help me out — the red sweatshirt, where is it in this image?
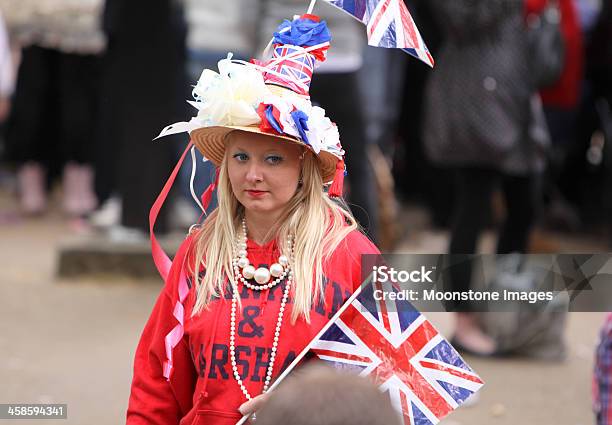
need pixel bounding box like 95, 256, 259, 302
127, 229, 379, 425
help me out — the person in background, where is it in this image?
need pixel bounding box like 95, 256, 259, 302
4, 0, 105, 216
584, 0, 612, 246
0, 9, 12, 125
423, 0, 549, 355
392, 0, 449, 227
95, 0, 187, 239
555, 0, 611, 244
594, 313, 612, 425
254, 365, 400, 425
585, 0, 611, 102
525, 0, 585, 229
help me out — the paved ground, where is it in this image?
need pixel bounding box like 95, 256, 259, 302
0, 193, 608, 425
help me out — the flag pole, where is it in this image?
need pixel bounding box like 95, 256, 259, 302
307, 0, 317, 14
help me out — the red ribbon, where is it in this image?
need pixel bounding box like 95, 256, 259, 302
149, 140, 199, 380
149, 141, 194, 281
200, 168, 220, 213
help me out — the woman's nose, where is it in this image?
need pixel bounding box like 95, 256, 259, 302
245, 163, 263, 183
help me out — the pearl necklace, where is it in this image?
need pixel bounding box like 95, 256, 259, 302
229, 223, 294, 400
230, 272, 292, 400
232, 218, 292, 291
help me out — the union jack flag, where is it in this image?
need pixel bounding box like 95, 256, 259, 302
309, 278, 484, 425
264, 44, 319, 95
323, 0, 434, 67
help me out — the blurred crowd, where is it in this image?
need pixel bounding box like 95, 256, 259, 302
0, 0, 610, 251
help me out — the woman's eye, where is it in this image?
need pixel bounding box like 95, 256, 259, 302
233, 153, 248, 162
265, 155, 283, 165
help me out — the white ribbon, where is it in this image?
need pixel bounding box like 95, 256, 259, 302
189, 146, 206, 213
154, 120, 201, 139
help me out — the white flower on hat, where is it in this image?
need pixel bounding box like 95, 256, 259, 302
190, 55, 266, 127
305, 106, 340, 157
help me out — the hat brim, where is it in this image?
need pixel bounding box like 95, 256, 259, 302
191, 126, 338, 183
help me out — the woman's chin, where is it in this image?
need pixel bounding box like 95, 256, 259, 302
241, 199, 275, 214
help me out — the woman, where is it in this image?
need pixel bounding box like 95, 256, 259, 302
127, 15, 379, 425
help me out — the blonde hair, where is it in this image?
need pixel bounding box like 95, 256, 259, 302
189, 149, 357, 322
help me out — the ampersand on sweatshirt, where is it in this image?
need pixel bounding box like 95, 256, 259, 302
238, 306, 265, 338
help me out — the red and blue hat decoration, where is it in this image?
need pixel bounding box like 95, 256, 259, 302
261, 14, 331, 96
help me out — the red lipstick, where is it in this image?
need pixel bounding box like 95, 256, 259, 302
246, 190, 267, 198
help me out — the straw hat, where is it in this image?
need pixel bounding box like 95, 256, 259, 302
157, 14, 345, 185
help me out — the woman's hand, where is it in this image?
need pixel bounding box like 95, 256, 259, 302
239, 393, 269, 417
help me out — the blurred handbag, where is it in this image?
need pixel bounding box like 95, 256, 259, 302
527, 0, 565, 89
477, 254, 568, 361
